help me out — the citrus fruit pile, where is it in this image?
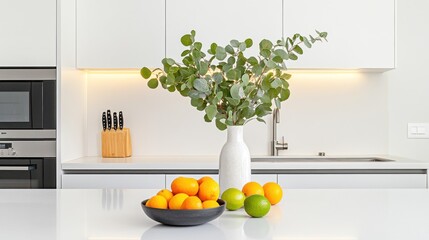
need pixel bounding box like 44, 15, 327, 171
146, 176, 221, 210
221, 181, 283, 218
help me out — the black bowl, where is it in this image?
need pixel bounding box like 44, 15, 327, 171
141, 199, 225, 226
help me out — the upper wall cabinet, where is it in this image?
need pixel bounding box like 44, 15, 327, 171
283, 0, 395, 70
76, 0, 165, 69
166, 0, 283, 61
0, 0, 56, 66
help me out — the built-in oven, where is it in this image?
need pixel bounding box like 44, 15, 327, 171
0, 133, 56, 188
0, 68, 57, 188
0, 68, 56, 130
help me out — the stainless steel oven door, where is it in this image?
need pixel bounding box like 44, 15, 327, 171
0, 159, 43, 188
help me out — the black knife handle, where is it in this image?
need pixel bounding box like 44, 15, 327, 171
107, 110, 112, 130
119, 111, 124, 130
113, 112, 118, 130
102, 112, 107, 131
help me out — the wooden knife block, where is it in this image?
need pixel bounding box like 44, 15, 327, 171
101, 128, 132, 158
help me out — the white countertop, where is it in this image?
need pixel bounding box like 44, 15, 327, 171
62, 155, 429, 171
1, 188, 429, 240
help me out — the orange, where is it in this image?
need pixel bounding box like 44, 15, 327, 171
171, 177, 199, 196
197, 176, 215, 185
242, 182, 264, 197
198, 179, 220, 201
157, 189, 173, 202
145, 195, 168, 209
263, 182, 283, 205
181, 196, 203, 210
168, 193, 189, 210
202, 200, 220, 209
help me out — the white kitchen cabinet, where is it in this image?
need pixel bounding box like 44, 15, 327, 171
283, 0, 395, 69
0, 0, 56, 66
76, 0, 165, 68
278, 174, 427, 189
165, 174, 219, 189
62, 174, 165, 189
166, 0, 282, 60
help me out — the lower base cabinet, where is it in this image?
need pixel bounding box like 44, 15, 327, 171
62, 174, 165, 189
278, 174, 427, 189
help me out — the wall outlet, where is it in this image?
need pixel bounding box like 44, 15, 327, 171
408, 123, 429, 139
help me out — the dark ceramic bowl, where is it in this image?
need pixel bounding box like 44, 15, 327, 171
141, 199, 225, 226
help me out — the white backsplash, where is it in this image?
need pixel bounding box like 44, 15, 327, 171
85, 71, 388, 156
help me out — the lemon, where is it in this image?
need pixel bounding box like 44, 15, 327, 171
221, 188, 245, 211
244, 195, 271, 218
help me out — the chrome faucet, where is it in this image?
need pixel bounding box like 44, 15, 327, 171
272, 108, 288, 156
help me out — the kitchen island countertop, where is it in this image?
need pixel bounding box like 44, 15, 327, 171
62, 155, 429, 171
1, 188, 429, 240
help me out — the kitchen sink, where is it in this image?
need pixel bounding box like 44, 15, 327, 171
251, 157, 395, 163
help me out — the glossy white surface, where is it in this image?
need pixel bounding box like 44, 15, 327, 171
62, 155, 429, 170
1, 189, 429, 240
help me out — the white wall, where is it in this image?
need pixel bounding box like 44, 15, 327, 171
85, 71, 388, 156
387, 0, 429, 160
58, 0, 87, 163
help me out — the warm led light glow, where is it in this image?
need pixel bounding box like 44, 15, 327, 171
84, 69, 140, 75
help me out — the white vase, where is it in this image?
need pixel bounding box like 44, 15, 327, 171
219, 125, 251, 193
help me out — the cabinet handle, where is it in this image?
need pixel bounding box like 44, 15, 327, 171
0, 166, 33, 171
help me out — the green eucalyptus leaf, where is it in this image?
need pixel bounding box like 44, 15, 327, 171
230, 84, 245, 99
256, 117, 266, 124
279, 88, 291, 101
204, 114, 211, 122
190, 30, 196, 37
191, 98, 204, 107
239, 42, 246, 51
193, 78, 209, 92
205, 105, 217, 120
167, 85, 176, 92
181, 34, 193, 46
213, 72, 223, 84
225, 97, 240, 106
147, 78, 158, 89
281, 73, 292, 80
181, 50, 190, 57
245, 38, 253, 48
199, 61, 209, 75
303, 36, 312, 48
274, 49, 288, 59
272, 56, 283, 63
225, 45, 235, 54
242, 73, 250, 85
260, 49, 271, 58
216, 118, 227, 131
140, 67, 151, 79
166, 58, 175, 65
227, 56, 236, 65
194, 42, 203, 51
259, 39, 273, 50
293, 45, 303, 55
247, 57, 258, 66
289, 53, 298, 60
264, 59, 277, 69
226, 69, 238, 80
271, 78, 283, 88
230, 40, 240, 47
215, 46, 227, 60
210, 43, 217, 54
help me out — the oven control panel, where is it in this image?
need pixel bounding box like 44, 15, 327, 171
0, 143, 15, 156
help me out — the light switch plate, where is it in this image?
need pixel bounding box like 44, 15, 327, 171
408, 123, 429, 139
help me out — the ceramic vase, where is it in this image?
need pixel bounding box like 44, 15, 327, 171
219, 125, 251, 193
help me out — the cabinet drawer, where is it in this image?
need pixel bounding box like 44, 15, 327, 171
278, 174, 427, 189
62, 174, 165, 189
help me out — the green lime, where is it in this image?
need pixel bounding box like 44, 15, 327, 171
244, 195, 271, 218
221, 188, 246, 211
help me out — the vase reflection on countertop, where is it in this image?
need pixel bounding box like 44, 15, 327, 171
101, 189, 124, 210
140, 223, 226, 240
